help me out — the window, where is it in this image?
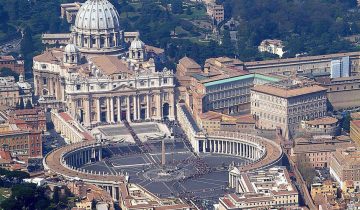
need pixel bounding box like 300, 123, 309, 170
43, 78, 47, 84
163, 78, 168, 84
76, 85, 81, 90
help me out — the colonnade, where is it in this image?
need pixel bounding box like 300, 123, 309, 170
200, 139, 261, 160
72, 32, 122, 50
65, 147, 102, 167
78, 92, 174, 126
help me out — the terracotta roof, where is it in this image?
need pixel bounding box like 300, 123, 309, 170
33, 49, 63, 63
145, 45, 164, 54
90, 56, 132, 75
0, 56, 15, 62
252, 84, 327, 98
59, 112, 73, 122
81, 132, 94, 141
220, 197, 236, 208
0, 150, 12, 161
236, 114, 256, 124
352, 120, 360, 128
351, 112, 360, 120
14, 109, 39, 115
305, 117, 338, 126
178, 56, 201, 69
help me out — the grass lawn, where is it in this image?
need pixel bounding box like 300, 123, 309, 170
0, 188, 11, 204
176, 7, 207, 20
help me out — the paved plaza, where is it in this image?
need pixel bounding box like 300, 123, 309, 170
80, 137, 246, 209
94, 122, 169, 142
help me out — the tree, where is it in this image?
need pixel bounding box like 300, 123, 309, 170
0, 67, 19, 81
0, 4, 9, 30
171, 0, 183, 14
186, 7, 192, 15
20, 27, 34, 56
341, 112, 351, 132
53, 186, 60, 205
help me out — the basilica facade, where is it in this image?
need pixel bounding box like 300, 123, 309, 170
33, 0, 175, 127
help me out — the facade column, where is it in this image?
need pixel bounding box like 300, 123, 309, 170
49, 78, 54, 96
202, 140, 206, 153
156, 93, 162, 119
95, 36, 100, 48
169, 91, 175, 120
117, 97, 121, 122
114, 32, 118, 46
54, 78, 59, 99
133, 95, 138, 120
106, 97, 111, 123
210, 140, 213, 153
110, 97, 115, 122
96, 98, 101, 122
126, 96, 131, 121
137, 95, 141, 120
146, 94, 151, 120
242, 144, 244, 157
84, 98, 91, 126
247, 145, 250, 158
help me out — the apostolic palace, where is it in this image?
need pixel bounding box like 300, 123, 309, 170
33, 0, 175, 128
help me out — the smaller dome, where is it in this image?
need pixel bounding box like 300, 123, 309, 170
65, 44, 79, 54
130, 37, 145, 50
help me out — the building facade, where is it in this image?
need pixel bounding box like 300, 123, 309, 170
251, 80, 328, 139
0, 76, 32, 110
299, 117, 339, 136
34, 0, 175, 128
60, 2, 83, 24
291, 136, 353, 168
258, 39, 285, 58
316, 75, 360, 110
0, 123, 42, 159
8, 108, 46, 132
0, 55, 24, 74
244, 52, 360, 76
330, 147, 360, 189
206, 2, 224, 24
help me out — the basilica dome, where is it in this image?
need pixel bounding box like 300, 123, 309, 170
71, 0, 124, 55
74, 0, 121, 31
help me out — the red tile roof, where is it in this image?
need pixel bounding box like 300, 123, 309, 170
59, 112, 73, 122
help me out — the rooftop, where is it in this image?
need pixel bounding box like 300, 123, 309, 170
305, 117, 338, 126
90, 56, 132, 76
252, 82, 327, 98
178, 56, 201, 69
0, 55, 15, 62
219, 167, 298, 208
351, 112, 360, 120
203, 73, 280, 87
